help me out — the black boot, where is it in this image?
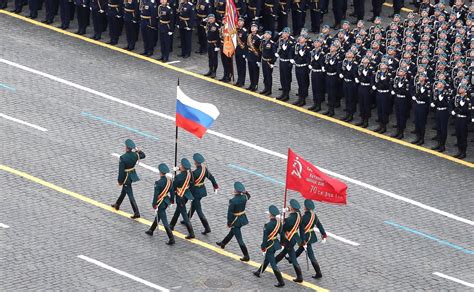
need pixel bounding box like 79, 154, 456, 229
390, 130, 400, 138
274, 271, 285, 287
431, 142, 440, 151
145, 219, 157, 235
437, 144, 446, 153
293, 264, 303, 283
277, 92, 289, 101
355, 119, 364, 126
203, 69, 212, 76
374, 123, 383, 133
411, 134, 420, 145
396, 130, 404, 139
209, 70, 216, 78
362, 118, 369, 128
311, 261, 323, 279
308, 103, 321, 111
416, 135, 424, 145
239, 245, 250, 262
185, 222, 195, 239
165, 227, 175, 245
345, 114, 353, 122
111, 203, 120, 210
216, 233, 232, 249
201, 218, 211, 235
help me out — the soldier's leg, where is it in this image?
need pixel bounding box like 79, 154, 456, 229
145, 215, 159, 235
274, 247, 288, 263
307, 244, 323, 278
288, 246, 303, 282
169, 206, 180, 230
113, 185, 127, 209
234, 227, 249, 261
194, 198, 211, 234
179, 199, 195, 239
126, 184, 140, 218
160, 209, 175, 245
269, 250, 285, 287
217, 228, 235, 248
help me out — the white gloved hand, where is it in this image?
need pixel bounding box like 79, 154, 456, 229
391, 90, 395, 95
214, 189, 218, 195
185, 27, 191, 31
154, 207, 159, 214
321, 238, 327, 244
176, 25, 180, 29
165, 173, 174, 180
270, 64, 274, 69
303, 244, 307, 251
275, 214, 282, 220
321, 67, 325, 72
430, 102, 435, 108
274, 53, 280, 58
172, 166, 179, 171
214, 47, 220, 52
339, 74, 344, 79
116, 15, 121, 18
242, 55, 246, 59
256, 62, 261, 67
372, 86, 376, 90
472, 118, 474, 123
308, 65, 313, 70
355, 78, 359, 83
132, 20, 137, 23
262, 251, 266, 256
451, 110, 456, 116
99, 9, 104, 13
412, 96, 416, 101
168, 32, 173, 35
290, 59, 295, 64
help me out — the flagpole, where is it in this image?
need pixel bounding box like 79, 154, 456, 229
283, 148, 290, 220
174, 79, 180, 175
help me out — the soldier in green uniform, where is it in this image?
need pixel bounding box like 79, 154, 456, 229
111, 139, 145, 219
184, 153, 219, 235
275, 199, 304, 283
216, 182, 250, 262
145, 163, 175, 245
293, 199, 327, 279
253, 205, 285, 288
169, 158, 195, 239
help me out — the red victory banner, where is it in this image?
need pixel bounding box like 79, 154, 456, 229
285, 148, 347, 205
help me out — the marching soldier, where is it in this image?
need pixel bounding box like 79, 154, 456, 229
451, 85, 471, 159
195, 0, 211, 54
216, 182, 251, 262
260, 31, 277, 96
186, 153, 218, 235
246, 23, 262, 92
90, 0, 107, 40
293, 199, 327, 279
339, 50, 358, 122
106, 0, 123, 45
275, 199, 304, 283
75, 0, 90, 35
253, 205, 285, 288
390, 68, 412, 139
203, 14, 220, 78
276, 27, 295, 102
157, 0, 174, 62
177, 0, 195, 58
123, 0, 140, 51
411, 73, 431, 146
234, 17, 248, 87
59, 0, 75, 29
430, 81, 450, 153
291, 35, 311, 106
111, 139, 145, 219
169, 158, 196, 239
140, 0, 158, 56
145, 163, 175, 245
372, 62, 393, 134
308, 37, 325, 111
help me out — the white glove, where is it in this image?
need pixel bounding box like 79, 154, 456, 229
290, 59, 295, 64
168, 32, 173, 35
172, 166, 179, 171
270, 64, 274, 69
176, 25, 180, 29
99, 9, 104, 13
303, 244, 307, 251
132, 20, 137, 23
214, 189, 218, 195
275, 214, 282, 220
339, 74, 344, 79
262, 251, 266, 256
321, 67, 325, 72
154, 207, 159, 214
185, 27, 191, 31
372, 86, 376, 90
253, 17, 259, 20
242, 55, 246, 59
472, 118, 474, 122
355, 78, 359, 83
116, 15, 121, 18
321, 238, 327, 244
282, 207, 289, 213
274, 53, 279, 58
308, 65, 313, 70
451, 110, 456, 116
214, 47, 220, 52
412, 96, 416, 101
430, 102, 435, 108
391, 90, 395, 95
256, 62, 261, 67
165, 173, 174, 180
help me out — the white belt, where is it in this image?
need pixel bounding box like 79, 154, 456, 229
437, 107, 447, 110
396, 94, 405, 98
280, 58, 290, 62
295, 63, 308, 67
344, 78, 353, 82
311, 69, 322, 72
378, 89, 389, 93
327, 72, 337, 76
360, 82, 370, 86
456, 114, 467, 118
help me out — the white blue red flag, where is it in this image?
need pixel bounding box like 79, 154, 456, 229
176, 86, 220, 138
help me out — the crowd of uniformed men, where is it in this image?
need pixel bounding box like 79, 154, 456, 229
2, 0, 472, 158
110, 139, 328, 287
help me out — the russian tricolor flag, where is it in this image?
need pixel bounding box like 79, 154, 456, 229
176, 86, 220, 138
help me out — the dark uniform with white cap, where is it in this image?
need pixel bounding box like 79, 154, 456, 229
253, 205, 285, 288
145, 163, 175, 245
111, 139, 146, 219
260, 30, 277, 96
169, 158, 196, 239
216, 182, 251, 262
276, 27, 295, 102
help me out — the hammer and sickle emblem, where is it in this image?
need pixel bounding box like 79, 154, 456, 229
291, 157, 302, 179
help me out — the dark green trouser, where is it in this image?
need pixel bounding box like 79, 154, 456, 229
116, 183, 139, 216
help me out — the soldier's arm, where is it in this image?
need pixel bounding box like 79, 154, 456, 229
261, 224, 269, 251
118, 158, 125, 184
207, 170, 219, 189
315, 216, 327, 238
226, 200, 234, 226
152, 181, 161, 208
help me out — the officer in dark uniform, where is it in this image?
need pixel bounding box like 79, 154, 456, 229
252, 205, 285, 288
75, 0, 90, 35
451, 85, 471, 159
262, 0, 278, 32
1, 0, 8, 10
260, 31, 277, 95
322, 41, 342, 116
390, 68, 412, 139
339, 50, 358, 121
372, 61, 393, 133
216, 182, 251, 262
203, 14, 220, 78
90, 0, 107, 40
276, 27, 295, 101
59, 0, 75, 29
145, 163, 175, 246
214, 0, 225, 24
369, 0, 383, 22
194, 0, 211, 54
430, 80, 450, 153
353, 0, 364, 23
292, 35, 311, 106
140, 0, 158, 56
123, 0, 140, 51
275, 199, 304, 283
291, 0, 305, 36
332, 0, 345, 29
186, 153, 218, 235
169, 158, 196, 239
11, 0, 26, 13
43, 0, 59, 24
111, 139, 145, 219
293, 199, 327, 279
106, 0, 123, 45
177, 0, 195, 58
411, 73, 431, 145
28, 0, 43, 19
235, 17, 248, 87
246, 23, 262, 92
308, 37, 325, 111
277, 0, 289, 32
158, 0, 174, 62
309, 0, 321, 33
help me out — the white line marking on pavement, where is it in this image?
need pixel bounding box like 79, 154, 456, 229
433, 272, 474, 288
0, 223, 10, 228
77, 255, 170, 291
2, 58, 472, 227
0, 113, 48, 132
111, 153, 361, 247
166, 60, 181, 64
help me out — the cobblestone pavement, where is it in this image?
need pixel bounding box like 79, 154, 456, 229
1, 8, 473, 292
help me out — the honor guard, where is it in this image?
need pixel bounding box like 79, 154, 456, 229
216, 182, 251, 262
177, 0, 195, 58
111, 139, 145, 219
309, 0, 321, 33
277, 0, 289, 32
293, 199, 327, 279
27, 0, 43, 19
59, 0, 75, 30
185, 153, 218, 235
322, 41, 342, 116
260, 31, 277, 96
372, 61, 393, 134
308, 37, 325, 111
145, 163, 175, 246
123, 0, 140, 51
291, 0, 305, 36
253, 205, 285, 288
246, 0, 261, 27
339, 50, 358, 122
140, 0, 158, 56
430, 81, 451, 153
106, 0, 123, 45
90, 0, 107, 40
246, 23, 262, 92
203, 14, 220, 78
169, 158, 196, 239
234, 17, 248, 87
43, 0, 59, 24
158, 0, 174, 62
390, 68, 412, 139
10, 0, 26, 13
451, 85, 471, 159
74, 0, 90, 35
275, 27, 295, 101
291, 35, 311, 106
262, 0, 278, 32
411, 73, 431, 146
195, 0, 211, 54
275, 199, 304, 283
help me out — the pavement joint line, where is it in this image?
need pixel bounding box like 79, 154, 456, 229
2, 57, 472, 227
77, 255, 170, 291
432, 272, 474, 288
0, 83, 16, 91
0, 112, 48, 132
384, 221, 474, 255
81, 112, 160, 141
0, 223, 10, 228
1, 10, 471, 169
113, 155, 361, 247
0, 164, 328, 292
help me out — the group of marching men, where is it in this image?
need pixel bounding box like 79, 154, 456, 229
111, 139, 328, 287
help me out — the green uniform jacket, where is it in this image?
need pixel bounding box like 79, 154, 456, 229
226, 193, 250, 228
190, 165, 218, 199
260, 218, 282, 252
118, 150, 146, 185
301, 211, 326, 245
280, 212, 304, 246
152, 176, 172, 210
171, 170, 194, 201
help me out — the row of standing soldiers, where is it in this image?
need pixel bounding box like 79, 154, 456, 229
111, 139, 328, 287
